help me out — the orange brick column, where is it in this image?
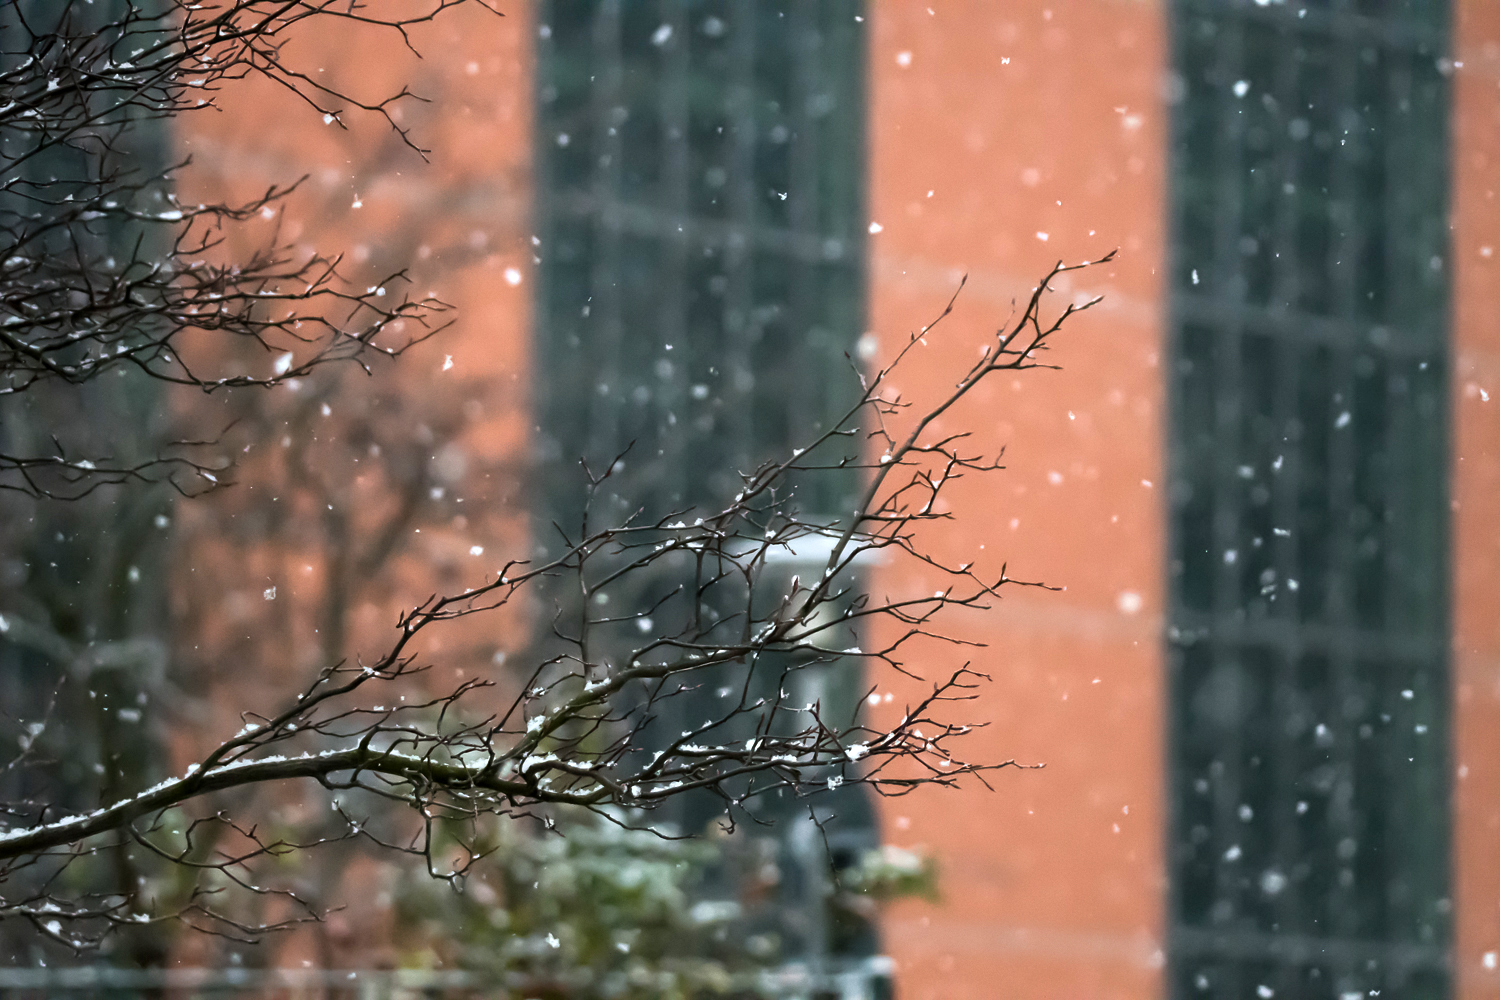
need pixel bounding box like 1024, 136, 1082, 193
1452, 3, 1500, 996
170, 2, 534, 969
867, 3, 1169, 998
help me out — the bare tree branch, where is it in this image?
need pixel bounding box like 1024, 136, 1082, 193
0, 255, 1114, 945
0, 0, 498, 495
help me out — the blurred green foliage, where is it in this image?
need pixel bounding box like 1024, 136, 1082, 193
392, 809, 930, 1000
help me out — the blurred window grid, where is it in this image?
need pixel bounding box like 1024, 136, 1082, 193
533, 0, 866, 525
1166, 2, 1451, 998
532, 0, 882, 980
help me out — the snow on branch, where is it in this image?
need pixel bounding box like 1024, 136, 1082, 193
0, 253, 1114, 947
0, 1, 498, 496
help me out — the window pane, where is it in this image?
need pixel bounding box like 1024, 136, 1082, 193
1166, 3, 1451, 996
531, 0, 873, 972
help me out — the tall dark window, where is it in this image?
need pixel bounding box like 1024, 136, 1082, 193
533, 0, 866, 528
531, 0, 878, 977
1166, 2, 1451, 997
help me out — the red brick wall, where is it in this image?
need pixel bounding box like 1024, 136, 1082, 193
1452, 2, 1500, 995
163, 1, 1500, 992
867, 3, 1168, 997
170, 2, 535, 967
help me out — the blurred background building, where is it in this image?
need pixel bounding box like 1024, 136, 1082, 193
4, 1, 1500, 998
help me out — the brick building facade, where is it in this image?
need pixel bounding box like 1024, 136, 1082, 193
170, 2, 1500, 997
